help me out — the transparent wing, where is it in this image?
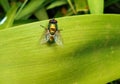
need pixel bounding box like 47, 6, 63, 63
40, 30, 50, 44
54, 31, 63, 45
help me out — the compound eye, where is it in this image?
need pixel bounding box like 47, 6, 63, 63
49, 18, 57, 23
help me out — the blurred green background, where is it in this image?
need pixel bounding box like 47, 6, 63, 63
0, 0, 119, 28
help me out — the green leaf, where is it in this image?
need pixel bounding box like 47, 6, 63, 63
13, 19, 37, 26
105, 0, 120, 7
0, 0, 10, 12
15, 0, 28, 18
65, 8, 74, 16
0, 14, 120, 84
0, 2, 18, 29
87, 0, 104, 14
34, 7, 48, 21
74, 0, 88, 12
67, 0, 77, 14
46, 0, 68, 10
15, 0, 45, 20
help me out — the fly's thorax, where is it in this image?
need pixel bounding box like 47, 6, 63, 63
49, 23, 57, 35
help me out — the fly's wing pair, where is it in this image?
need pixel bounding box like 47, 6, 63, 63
40, 29, 50, 44
40, 28, 63, 45
54, 31, 63, 45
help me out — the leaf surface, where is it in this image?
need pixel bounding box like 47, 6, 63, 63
0, 14, 120, 84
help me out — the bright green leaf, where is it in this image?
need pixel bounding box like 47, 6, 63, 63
87, 0, 104, 14
0, 15, 120, 84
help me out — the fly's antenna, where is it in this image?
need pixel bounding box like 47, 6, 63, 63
40, 25, 47, 29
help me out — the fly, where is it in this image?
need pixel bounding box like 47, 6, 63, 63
40, 18, 63, 45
